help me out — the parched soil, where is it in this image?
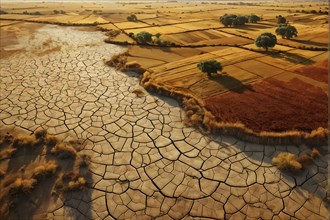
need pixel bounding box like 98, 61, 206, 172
294, 59, 328, 83
204, 78, 328, 133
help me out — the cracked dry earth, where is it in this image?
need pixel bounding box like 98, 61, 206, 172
0, 24, 329, 220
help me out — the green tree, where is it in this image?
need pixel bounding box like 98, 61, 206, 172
220, 14, 237, 27
255, 33, 277, 51
276, 15, 286, 24
275, 24, 298, 39
127, 14, 138, 22
197, 60, 223, 77
154, 33, 161, 39
220, 14, 248, 27
248, 14, 261, 23
135, 31, 153, 44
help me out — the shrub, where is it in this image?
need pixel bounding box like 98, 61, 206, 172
124, 61, 146, 74
307, 127, 328, 139
11, 178, 37, 193
45, 135, 59, 147
0, 148, 17, 159
272, 152, 302, 171
127, 14, 138, 22
12, 135, 36, 148
106, 52, 128, 70
296, 153, 312, 165
135, 31, 153, 44
34, 129, 47, 140
310, 148, 320, 158
106, 29, 121, 38
33, 160, 58, 177
276, 15, 286, 24
128, 32, 135, 38
78, 154, 90, 167
67, 177, 86, 191
248, 14, 261, 23
2, 132, 14, 144
0, 169, 5, 178
153, 38, 171, 46
51, 142, 77, 159
132, 89, 145, 97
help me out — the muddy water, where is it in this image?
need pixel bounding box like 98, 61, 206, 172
0, 24, 328, 219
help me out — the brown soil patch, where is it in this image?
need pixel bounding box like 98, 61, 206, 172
0, 22, 44, 58
294, 59, 328, 83
204, 78, 327, 133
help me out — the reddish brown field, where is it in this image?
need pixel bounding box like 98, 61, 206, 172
204, 78, 328, 133
294, 60, 328, 83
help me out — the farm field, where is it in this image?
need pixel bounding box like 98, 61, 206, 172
0, 1, 329, 220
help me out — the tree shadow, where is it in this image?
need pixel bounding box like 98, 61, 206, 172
291, 39, 328, 47
6, 141, 44, 173
237, 24, 269, 31
270, 51, 316, 65
139, 44, 171, 52
222, 137, 329, 207
60, 166, 93, 220
210, 73, 255, 93
9, 175, 58, 220
2, 131, 93, 220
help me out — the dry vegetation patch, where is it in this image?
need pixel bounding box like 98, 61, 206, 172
0, 127, 92, 219
272, 152, 303, 171
294, 59, 328, 83
272, 147, 320, 171
204, 78, 327, 133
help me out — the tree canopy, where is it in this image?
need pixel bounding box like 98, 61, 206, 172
220, 14, 248, 27
248, 14, 261, 23
275, 24, 298, 39
127, 14, 138, 22
135, 32, 153, 44
276, 15, 286, 24
197, 60, 223, 77
255, 33, 277, 51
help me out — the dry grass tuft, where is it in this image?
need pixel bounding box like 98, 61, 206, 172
0, 169, 5, 178
67, 177, 86, 191
124, 61, 146, 74
132, 89, 145, 97
310, 148, 320, 158
2, 132, 14, 144
34, 129, 47, 140
296, 153, 312, 165
0, 148, 17, 159
12, 135, 36, 148
182, 98, 211, 133
45, 135, 59, 147
106, 52, 128, 70
33, 160, 58, 177
272, 152, 302, 171
11, 178, 37, 193
105, 29, 121, 38
51, 142, 77, 159
78, 154, 91, 167
306, 127, 328, 139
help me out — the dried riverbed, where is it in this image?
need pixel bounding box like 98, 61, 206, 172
0, 24, 328, 219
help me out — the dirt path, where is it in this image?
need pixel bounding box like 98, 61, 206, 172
0, 24, 328, 219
